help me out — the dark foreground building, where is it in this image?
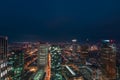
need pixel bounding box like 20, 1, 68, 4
0, 36, 8, 80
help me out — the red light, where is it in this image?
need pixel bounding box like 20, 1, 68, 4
110, 40, 115, 43
110, 40, 113, 42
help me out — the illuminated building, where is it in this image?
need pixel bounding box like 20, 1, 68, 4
31, 70, 46, 80
8, 50, 24, 80
50, 46, 62, 80
37, 44, 49, 68
0, 36, 8, 80
100, 40, 116, 79
72, 39, 77, 53
116, 48, 120, 79
80, 44, 89, 65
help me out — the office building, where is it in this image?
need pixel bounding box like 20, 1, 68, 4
100, 40, 116, 79
0, 36, 8, 80
8, 50, 24, 80
116, 48, 120, 79
37, 44, 49, 68
50, 46, 62, 80
72, 39, 77, 53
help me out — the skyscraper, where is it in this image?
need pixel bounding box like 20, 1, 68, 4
37, 44, 49, 68
72, 39, 77, 54
8, 50, 24, 80
116, 46, 120, 79
0, 36, 8, 80
100, 40, 116, 79
50, 45, 62, 80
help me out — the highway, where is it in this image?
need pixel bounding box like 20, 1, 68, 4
24, 49, 38, 70
44, 53, 51, 80
23, 48, 38, 80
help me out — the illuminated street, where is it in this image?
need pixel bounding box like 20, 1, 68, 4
45, 53, 51, 80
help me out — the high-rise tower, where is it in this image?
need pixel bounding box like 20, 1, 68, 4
0, 36, 8, 80
37, 44, 49, 68
100, 40, 116, 79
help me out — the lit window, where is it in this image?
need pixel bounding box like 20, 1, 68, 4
4, 63, 6, 67
3, 71, 5, 76
5, 70, 7, 74
1, 73, 2, 77
5, 78, 8, 80
1, 64, 3, 68
1, 72, 4, 77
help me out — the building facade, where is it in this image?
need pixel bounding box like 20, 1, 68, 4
100, 40, 116, 79
0, 36, 8, 80
37, 44, 49, 68
50, 46, 62, 80
8, 50, 24, 80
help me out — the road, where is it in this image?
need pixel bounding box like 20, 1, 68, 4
44, 53, 51, 80
24, 49, 38, 70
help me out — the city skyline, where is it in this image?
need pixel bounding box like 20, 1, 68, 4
0, 0, 120, 80
0, 36, 119, 80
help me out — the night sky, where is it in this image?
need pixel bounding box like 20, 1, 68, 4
0, 0, 120, 42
